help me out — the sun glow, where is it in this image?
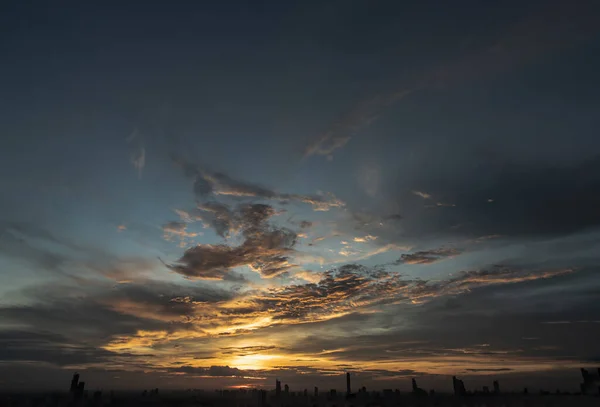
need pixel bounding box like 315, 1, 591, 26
230, 354, 278, 370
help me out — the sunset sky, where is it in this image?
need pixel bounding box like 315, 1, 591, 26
1, 0, 600, 392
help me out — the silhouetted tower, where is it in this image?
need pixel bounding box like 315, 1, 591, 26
483, 386, 490, 394
452, 376, 466, 396
314, 386, 318, 397
580, 367, 600, 394
346, 372, 351, 396
493, 380, 500, 394
76, 382, 85, 399
284, 384, 289, 395
411, 378, 427, 397
70, 373, 80, 393
276, 379, 281, 398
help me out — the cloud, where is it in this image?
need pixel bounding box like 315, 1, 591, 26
302, 1, 598, 160
127, 128, 145, 178
91, 258, 160, 283
219, 346, 279, 356
1, 259, 586, 381
353, 235, 377, 243
293, 270, 324, 283
357, 163, 382, 197
396, 155, 600, 239
412, 190, 432, 199
395, 247, 462, 265
408, 267, 574, 303
167, 203, 298, 279
112, 262, 547, 347
174, 365, 252, 377
299, 220, 313, 229
0, 330, 137, 367
173, 156, 344, 211
162, 221, 200, 240
100, 281, 233, 323
131, 146, 145, 178
304, 90, 411, 158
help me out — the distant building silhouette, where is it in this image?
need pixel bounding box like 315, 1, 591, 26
329, 389, 336, 398
493, 380, 500, 394
580, 367, 600, 394
411, 378, 428, 397
452, 376, 466, 396
314, 386, 318, 397
284, 384, 289, 395
70, 373, 80, 393
346, 372, 351, 397
304, 389, 307, 397
275, 379, 281, 398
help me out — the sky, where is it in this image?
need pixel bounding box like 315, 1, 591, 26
1, 0, 600, 393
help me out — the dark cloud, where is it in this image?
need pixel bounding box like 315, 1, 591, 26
220, 345, 279, 356
168, 231, 296, 279
0, 300, 161, 344
0, 330, 144, 367
195, 202, 237, 238
466, 368, 513, 372
362, 369, 420, 377
101, 280, 234, 322
388, 156, 600, 240
173, 365, 252, 377
408, 266, 573, 303
173, 156, 343, 211
299, 220, 313, 229
0, 222, 82, 276
168, 203, 298, 279
395, 247, 462, 265
0, 280, 234, 344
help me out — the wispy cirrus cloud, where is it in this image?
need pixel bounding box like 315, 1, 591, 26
412, 190, 432, 199
162, 221, 200, 246
395, 247, 462, 265
304, 91, 411, 159
127, 128, 145, 178
303, 1, 599, 160
173, 156, 344, 211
